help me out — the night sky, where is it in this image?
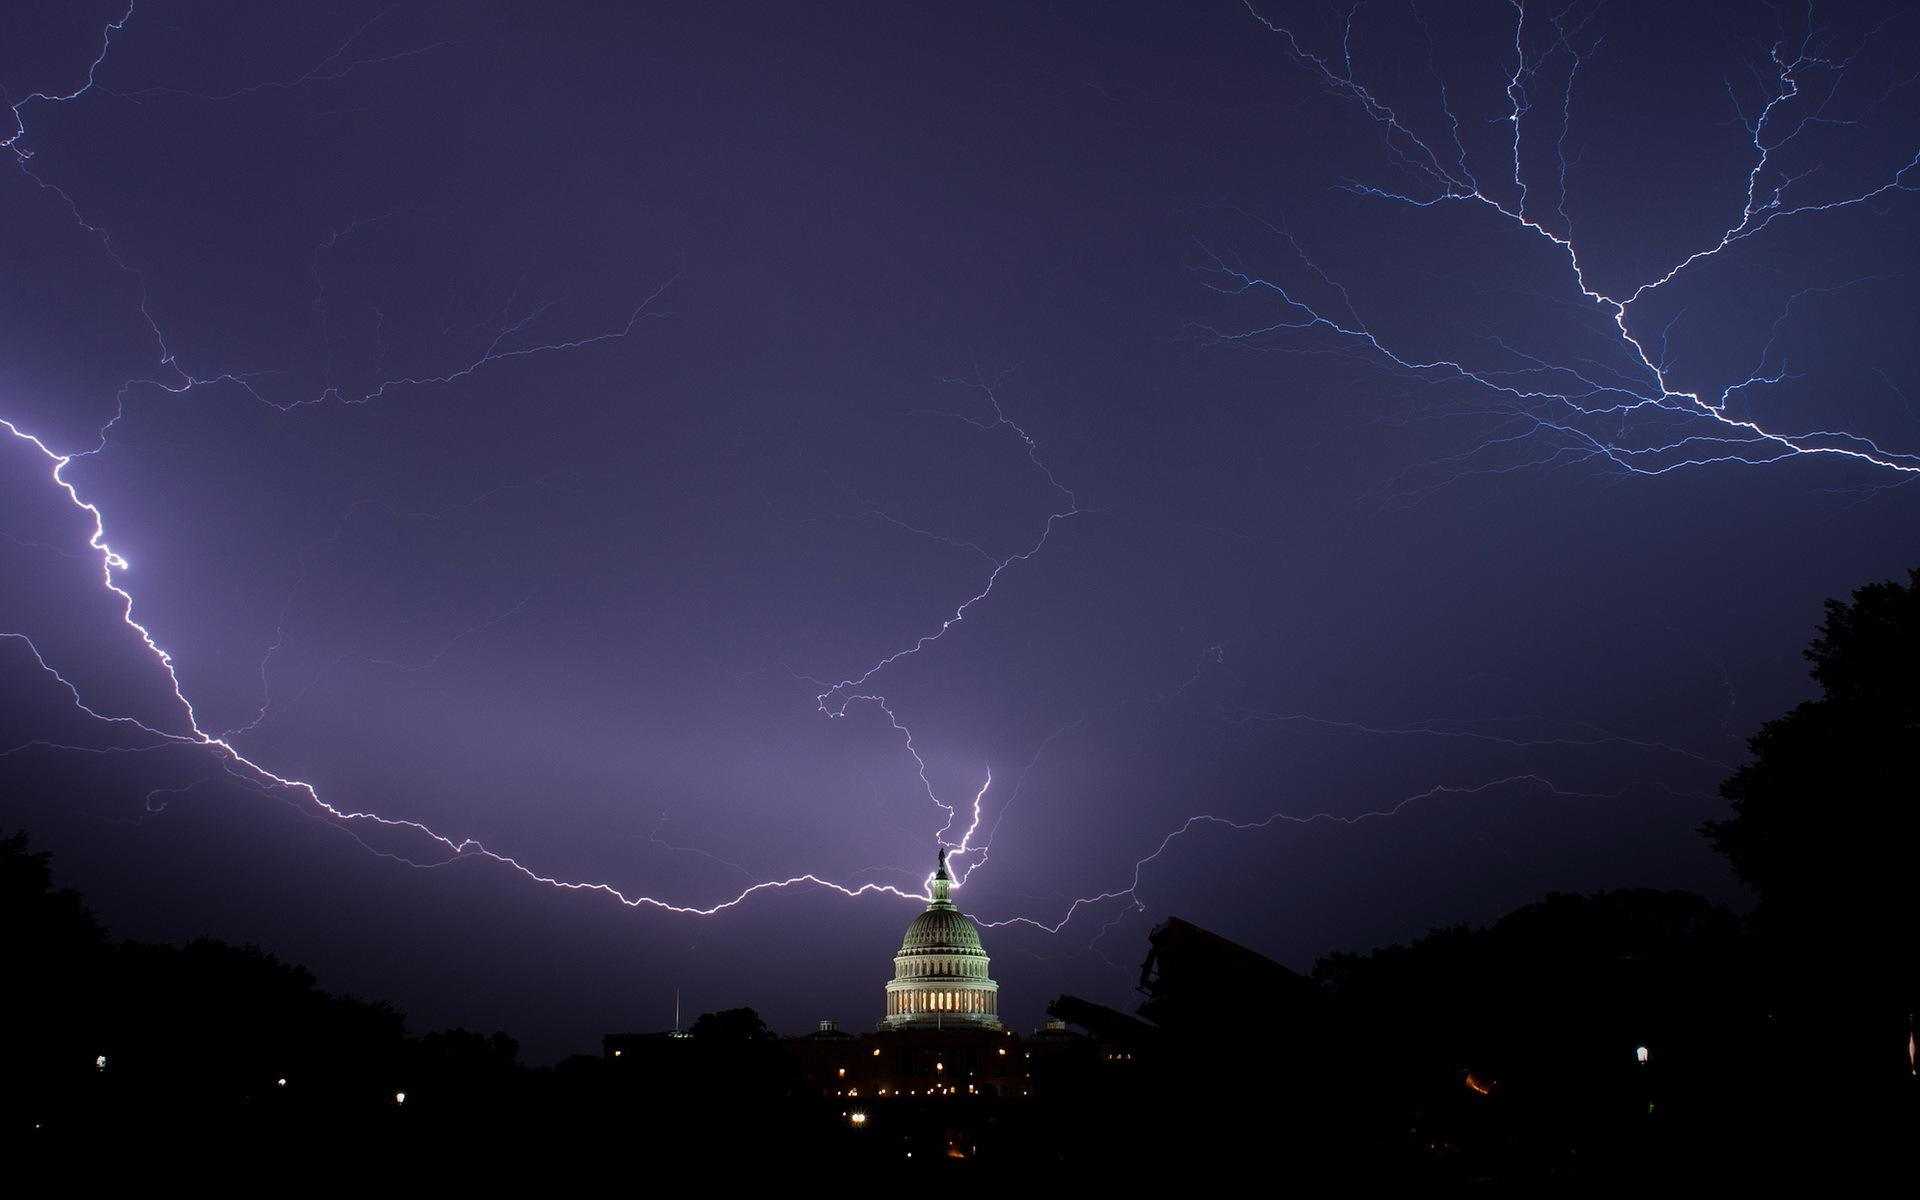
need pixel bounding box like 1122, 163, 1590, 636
5, 0, 1918, 1060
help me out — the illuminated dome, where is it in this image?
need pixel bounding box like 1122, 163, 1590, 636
883, 848, 1001, 1029
900, 906, 985, 955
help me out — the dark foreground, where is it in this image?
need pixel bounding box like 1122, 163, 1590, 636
10, 840, 1914, 1181
10, 571, 1918, 1178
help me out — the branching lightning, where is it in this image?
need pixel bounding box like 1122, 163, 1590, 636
0, 1, 1863, 953
806, 373, 1084, 890
1210, 0, 1920, 491
3, 5, 937, 917
4, 6, 1101, 923
979, 773, 1623, 934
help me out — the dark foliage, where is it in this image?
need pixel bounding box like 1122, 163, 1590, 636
688, 1006, 777, 1041
2, 831, 512, 1157
1042, 889, 1772, 1182
1703, 568, 1918, 1079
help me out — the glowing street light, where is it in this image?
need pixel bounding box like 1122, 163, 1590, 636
394, 1091, 408, 1105
94, 1055, 108, 1071
1635, 1045, 1650, 1066
848, 1111, 868, 1126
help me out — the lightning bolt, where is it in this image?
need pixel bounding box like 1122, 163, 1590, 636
963, 642, 1722, 938
979, 774, 1614, 933
804, 372, 1084, 891
3, 4, 943, 918
939, 0, 1917, 941
1209, 0, 1920, 490
6, 6, 1106, 924
0, 1, 1845, 952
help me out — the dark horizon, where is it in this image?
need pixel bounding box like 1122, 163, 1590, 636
5, 0, 1919, 1063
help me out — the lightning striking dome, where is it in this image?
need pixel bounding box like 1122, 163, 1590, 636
883, 848, 1001, 1029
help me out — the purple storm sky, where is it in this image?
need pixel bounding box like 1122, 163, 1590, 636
4, 0, 1918, 1059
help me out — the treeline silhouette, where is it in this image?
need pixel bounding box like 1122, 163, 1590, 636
4, 829, 845, 1161
1038, 569, 1918, 1180
1043, 890, 1775, 1181
6, 570, 1914, 1176
7, 832, 483, 1133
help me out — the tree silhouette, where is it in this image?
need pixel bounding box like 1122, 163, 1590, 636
1703, 567, 1918, 1080
688, 1006, 776, 1041
4, 830, 113, 1132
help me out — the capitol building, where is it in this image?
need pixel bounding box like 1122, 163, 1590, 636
607, 845, 1119, 1156
882, 848, 1001, 1029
